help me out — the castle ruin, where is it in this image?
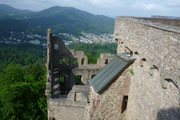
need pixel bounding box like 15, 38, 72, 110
45, 29, 113, 120
46, 16, 180, 120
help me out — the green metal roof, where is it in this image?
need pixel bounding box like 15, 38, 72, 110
88, 53, 135, 93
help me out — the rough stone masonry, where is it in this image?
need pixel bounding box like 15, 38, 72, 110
114, 16, 180, 120
46, 16, 180, 120
45, 29, 113, 120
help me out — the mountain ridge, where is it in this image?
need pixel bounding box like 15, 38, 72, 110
0, 4, 33, 17
0, 4, 114, 36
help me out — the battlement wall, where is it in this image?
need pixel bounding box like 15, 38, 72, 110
114, 17, 180, 120
114, 16, 180, 89
133, 17, 180, 27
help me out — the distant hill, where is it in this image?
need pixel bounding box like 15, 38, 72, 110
0, 4, 33, 18
0, 4, 114, 36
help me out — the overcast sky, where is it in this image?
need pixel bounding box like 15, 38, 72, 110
0, 0, 180, 17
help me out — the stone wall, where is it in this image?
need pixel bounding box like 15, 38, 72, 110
88, 68, 132, 120
114, 17, 180, 120
46, 29, 114, 98
46, 16, 180, 120
114, 17, 180, 90
134, 17, 180, 27
71, 50, 113, 85
48, 85, 90, 120
46, 29, 114, 120
127, 55, 180, 120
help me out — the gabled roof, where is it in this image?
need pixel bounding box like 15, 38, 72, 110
88, 53, 135, 93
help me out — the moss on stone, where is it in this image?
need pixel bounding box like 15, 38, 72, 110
129, 69, 134, 76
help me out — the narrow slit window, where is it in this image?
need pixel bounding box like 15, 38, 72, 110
121, 96, 128, 113
81, 58, 85, 65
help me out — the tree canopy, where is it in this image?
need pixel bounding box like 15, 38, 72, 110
0, 63, 47, 120
0, 42, 117, 119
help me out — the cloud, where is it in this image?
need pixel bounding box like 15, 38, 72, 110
0, 0, 180, 17
164, 0, 180, 8
132, 2, 166, 11
87, 0, 122, 7
54, 0, 123, 9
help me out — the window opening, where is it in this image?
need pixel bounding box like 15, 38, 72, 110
81, 58, 85, 65
59, 75, 65, 84
75, 75, 82, 85
73, 58, 78, 65
121, 96, 128, 113
59, 58, 63, 64
105, 59, 108, 64
65, 58, 70, 64
91, 74, 96, 79
75, 92, 81, 102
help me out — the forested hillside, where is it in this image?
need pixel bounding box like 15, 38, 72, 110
0, 4, 33, 18
0, 63, 47, 120
0, 4, 114, 36
0, 44, 46, 70
0, 44, 47, 120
